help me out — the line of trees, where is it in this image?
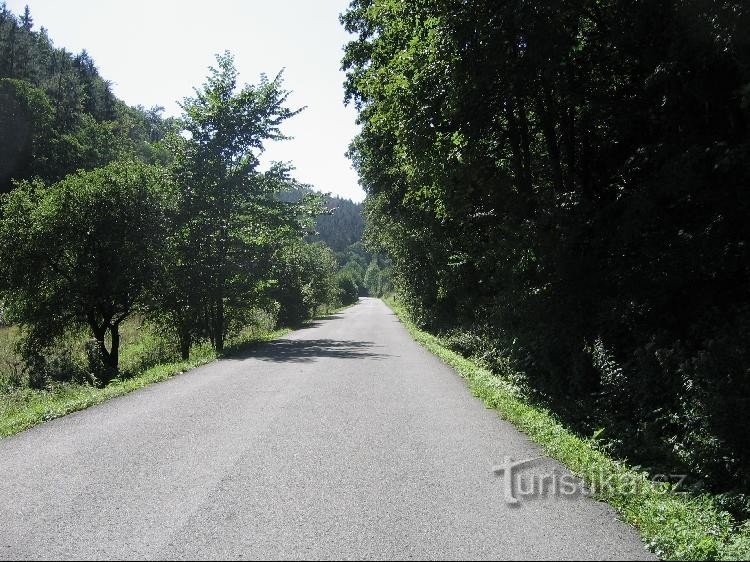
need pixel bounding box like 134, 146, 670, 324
0, 5, 353, 388
342, 0, 750, 509
279, 187, 387, 304
336, 242, 392, 302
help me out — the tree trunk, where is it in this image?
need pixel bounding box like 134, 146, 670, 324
87, 312, 119, 385
179, 330, 191, 360
92, 324, 119, 385
214, 297, 225, 354
108, 324, 120, 369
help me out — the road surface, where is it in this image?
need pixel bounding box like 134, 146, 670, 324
0, 298, 654, 560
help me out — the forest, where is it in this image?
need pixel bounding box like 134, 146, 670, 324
342, 0, 750, 519
0, 4, 380, 396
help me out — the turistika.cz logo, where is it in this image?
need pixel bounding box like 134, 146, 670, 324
492, 456, 688, 506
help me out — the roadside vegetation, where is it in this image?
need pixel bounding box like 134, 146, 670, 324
0, 6, 364, 426
0, 313, 284, 437
387, 297, 750, 561
343, 0, 750, 552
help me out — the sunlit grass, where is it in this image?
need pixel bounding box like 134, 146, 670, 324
0, 315, 289, 439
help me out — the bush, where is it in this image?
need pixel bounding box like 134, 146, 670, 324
337, 272, 359, 305
271, 242, 339, 327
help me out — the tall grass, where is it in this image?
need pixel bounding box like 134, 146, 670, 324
0, 312, 288, 438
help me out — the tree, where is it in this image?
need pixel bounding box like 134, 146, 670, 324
336, 271, 359, 306
0, 8, 171, 190
342, 0, 750, 495
1, 12, 16, 77
0, 78, 54, 192
0, 160, 171, 383
311, 196, 364, 252
162, 52, 316, 354
364, 258, 380, 297
19, 5, 31, 31
271, 241, 339, 326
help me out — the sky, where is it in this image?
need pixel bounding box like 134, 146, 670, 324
5, 0, 365, 202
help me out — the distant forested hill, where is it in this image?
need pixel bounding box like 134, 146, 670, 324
312, 196, 364, 252
279, 187, 364, 252
0, 3, 174, 192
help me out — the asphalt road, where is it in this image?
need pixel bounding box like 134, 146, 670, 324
0, 298, 655, 560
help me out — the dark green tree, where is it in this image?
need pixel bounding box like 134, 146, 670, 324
270, 241, 339, 326
0, 6, 171, 190
342, 0, 750, 495
19, 5, 31, 31
336, 271, 359, 306
0, 161, 172, 382
0, 78, 54, 192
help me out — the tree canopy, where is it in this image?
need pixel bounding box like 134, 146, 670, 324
0, 9, 359, 385
343, 0, 750, 501
0, 161, 171, 382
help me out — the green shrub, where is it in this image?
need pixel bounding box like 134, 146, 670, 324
336, 272, 359, 305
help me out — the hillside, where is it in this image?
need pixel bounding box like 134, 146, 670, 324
0, 4, 175, 193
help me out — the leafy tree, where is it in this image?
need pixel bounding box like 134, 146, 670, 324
364, 258, 380, 297
271, 241, 339, 326
0, 78, 54, 192
0, 161, 171, 382
342, 0, 750, 497
160, 52, 317, 353
336, 271, 359, 306
378, 264, 393, 296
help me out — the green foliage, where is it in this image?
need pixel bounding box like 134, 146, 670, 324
364, 259, 380, 296
0, 14, 345, 402
279, 186, 365, 253
343, 0, 750, 507
363, 257, 392, 297
153, 52, 321, 355
271, 241, 339, 326
0, 160, 172, 383
336, 271, 359, 306
0, 5, 174, 190
312, 196, 364, 252
0, 27, 342, 386
0, 78, 54, 191
333, 241, 391, 297
387, 297, 750, 561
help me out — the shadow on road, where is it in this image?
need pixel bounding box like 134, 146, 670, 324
292, 314, 345, 329
231, 338, 391, 363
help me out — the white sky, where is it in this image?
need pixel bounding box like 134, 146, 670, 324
5, 0, 365, 202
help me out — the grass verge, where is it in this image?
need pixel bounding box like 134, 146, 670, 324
385, 296, 750, 561
0, 301, 360, 439
0, 325, 290, 439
